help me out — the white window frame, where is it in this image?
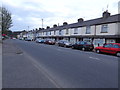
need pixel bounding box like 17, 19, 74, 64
101, 24, 108, 33
54, 31, 56, 35
59, 30, 62, 35
74, 28, 78, 34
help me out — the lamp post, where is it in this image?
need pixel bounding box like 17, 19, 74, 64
42, 19, 43, 29
28, 26, 29, 31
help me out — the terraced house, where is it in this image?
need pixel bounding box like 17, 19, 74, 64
32, 11, 120, 47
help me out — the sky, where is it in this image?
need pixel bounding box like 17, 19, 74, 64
2, 0, 120, 31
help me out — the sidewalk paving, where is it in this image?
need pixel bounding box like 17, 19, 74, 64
2, 40, 57, 88
0, 43, 2, 90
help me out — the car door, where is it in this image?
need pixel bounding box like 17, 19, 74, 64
79, 41, 85, 49
102, 44, 113, 53
110, 44, 120, 54
75, 42, 80, 49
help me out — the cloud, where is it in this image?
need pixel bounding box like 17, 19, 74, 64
2, 0, 119, 31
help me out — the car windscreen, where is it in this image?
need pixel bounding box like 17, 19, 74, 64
86, 42, 92, 45
113, 44, 120, 48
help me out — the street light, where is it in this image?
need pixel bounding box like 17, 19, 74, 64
42, 19, 43, 29
28, 26, 29, 31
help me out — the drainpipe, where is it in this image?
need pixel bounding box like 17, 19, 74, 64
94, 25, 96, 36
93, 25, 96, 46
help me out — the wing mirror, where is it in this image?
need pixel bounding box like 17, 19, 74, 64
103, 43, 106, 47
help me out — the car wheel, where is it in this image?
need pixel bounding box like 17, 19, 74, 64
116, 52, 120, 57
82, 47, 85, 51
72, 46, 74, 49
64, 45, 67, 48
96, 49, 100, 53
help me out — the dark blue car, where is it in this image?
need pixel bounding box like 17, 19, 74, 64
72, 41, 94, 51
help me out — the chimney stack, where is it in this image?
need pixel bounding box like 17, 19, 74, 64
46, 26, 50, 29
39, 28, 42, 30
63, 22, 68, 26
102, 10, 111, 19
78, 18, 84, 23
53, 24, 57, 28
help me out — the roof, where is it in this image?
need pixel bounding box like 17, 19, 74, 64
39, 14, 120, 32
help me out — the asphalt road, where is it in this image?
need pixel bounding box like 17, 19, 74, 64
3, 39, 118, 88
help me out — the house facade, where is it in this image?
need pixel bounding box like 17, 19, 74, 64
35, 11, 120, 47
18, 11, 119, 47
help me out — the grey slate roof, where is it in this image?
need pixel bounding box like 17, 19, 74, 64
39, 14, 120, 32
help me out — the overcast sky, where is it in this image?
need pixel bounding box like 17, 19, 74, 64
2, 0, 120, 31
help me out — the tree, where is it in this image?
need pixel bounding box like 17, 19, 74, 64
1, 7, 13, 35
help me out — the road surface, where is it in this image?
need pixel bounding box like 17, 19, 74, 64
3, 39, 118, 88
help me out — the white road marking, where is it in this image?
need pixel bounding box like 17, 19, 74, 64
89, 56, 100, 60
57, 49, 62, 51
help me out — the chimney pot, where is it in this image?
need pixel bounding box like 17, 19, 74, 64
63, 22, 68, 26
53, 24, 57, 28
46, 26, 50, 29
103, 10, 111, 18
78, 18, 84, 23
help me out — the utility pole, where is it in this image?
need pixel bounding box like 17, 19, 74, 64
106, 4, 109, 11
28, 26, 29, 31
42, 19, 43, 29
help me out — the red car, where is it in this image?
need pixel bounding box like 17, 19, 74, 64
95, 43, 120, 57
44, 39, 55, 45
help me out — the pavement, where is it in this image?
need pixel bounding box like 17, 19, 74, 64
0, 42, 2, 89
2, 40, 57, 88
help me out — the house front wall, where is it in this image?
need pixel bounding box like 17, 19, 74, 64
70, 27, 82, 36
96, 23, 118, 35
70, 28, 74, 35
70, 38, 76, 44
64, 29, 71, 36
117, 22, 120, 35
81, 26, 95, 35
93, 38, 105, 47
56, 30, 59, 36
51, 31, 54, 36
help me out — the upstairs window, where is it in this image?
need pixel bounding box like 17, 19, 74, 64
43, 32, 45, 35
86, 26, 91, 34
101, 24, 108, 33
54, 31, 56, 35
46, 32, 48, 35
59, 30, 62, 35
113, 45, 120, 48
74, 28, 78, 34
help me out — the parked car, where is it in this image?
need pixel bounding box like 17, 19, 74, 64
19, 37, 24, 40
36, 39, 44, 43
44, 39, 56, 45
12, 37, 16, 39
57, 40, 72, 47
72, 41, 94, 51
95, 43, 120, 57
25, 38, 33, 41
